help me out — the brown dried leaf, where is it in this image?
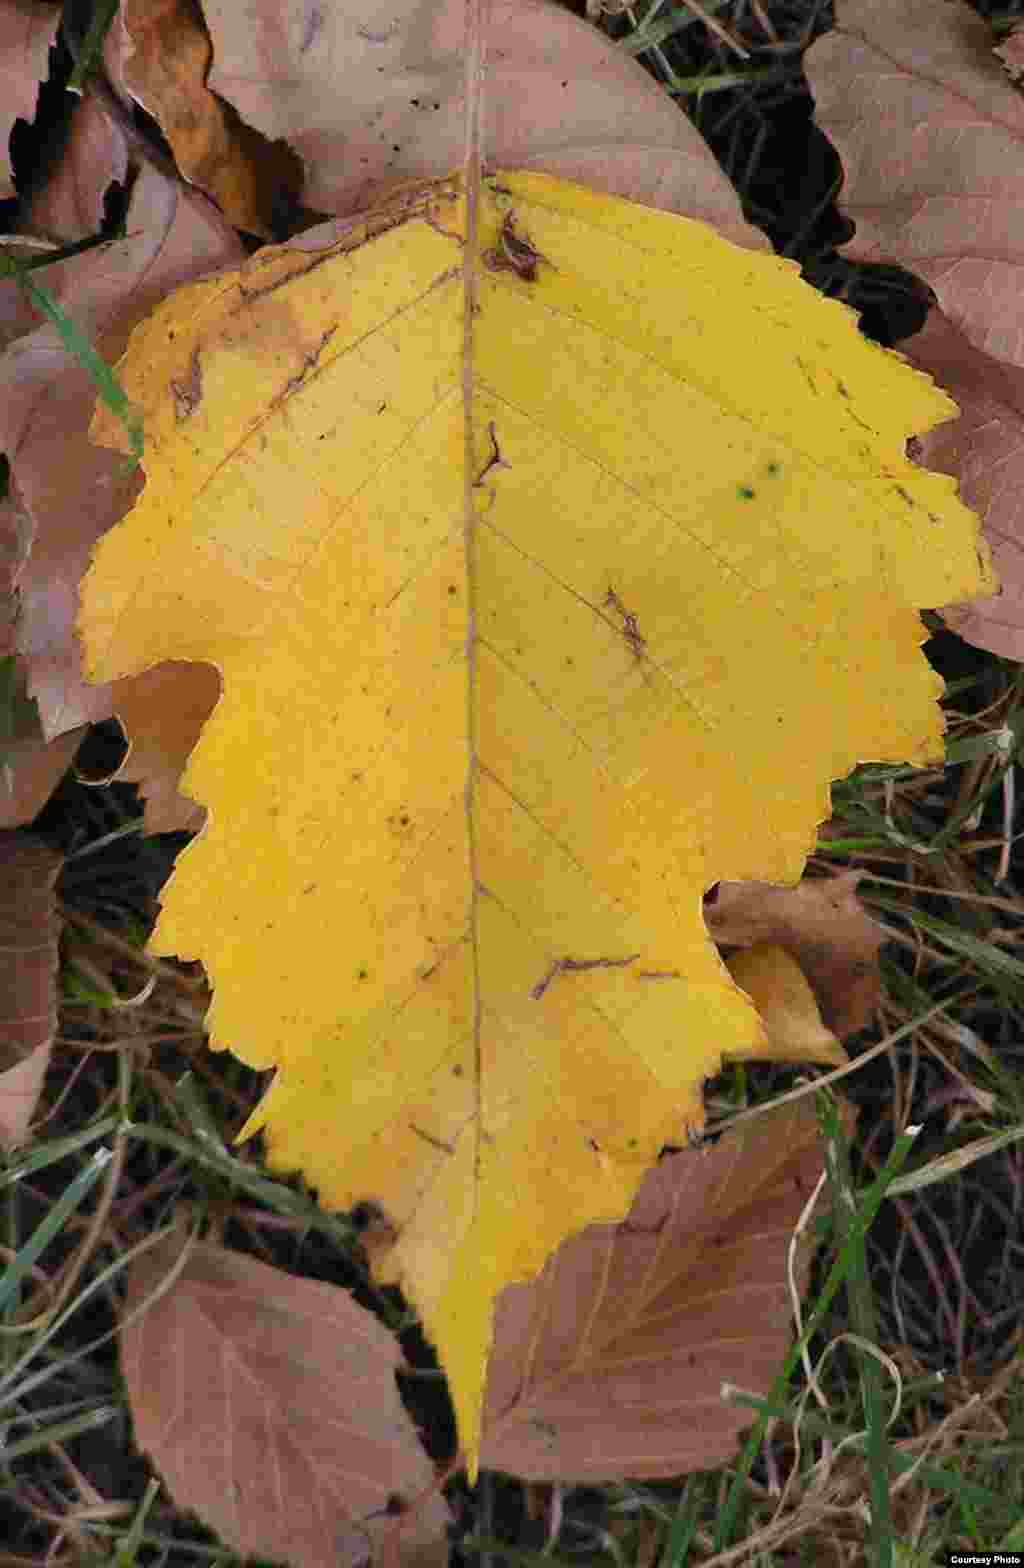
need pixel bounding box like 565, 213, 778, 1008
479, 1098, 838, 1482
0, 831, 61, 1148
0, 725, 85, 830
897, 310, 1024, 660
107, 0, 303, 239
0, 87, 244, 826
200, 0, 771, 247
1, 487, 87, 829
107, 662, 219, 835
122, 1226, 450, 1568
805, 0, 1024, 657
0, 0, 60, 201
707, 871, 884, 1039
806, 0, 1023, 369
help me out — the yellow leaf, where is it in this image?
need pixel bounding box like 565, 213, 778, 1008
724, 944, 848, 1069
77, 170, 993, 1481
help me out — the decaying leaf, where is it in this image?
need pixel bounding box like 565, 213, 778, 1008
121, 1225, 451, 1568
97, 661, 219, 834
1, 462, 86, 830
78, 169, 991, 1477
480, 1097, 843, 1480
0, 0, 60, 202
199, 0, 772, 246
105, 0, 303, 239
0, 80, 244, 802
887, 310, 1024, 662
805, 0, 1024, 658
708, 870, 885, 1039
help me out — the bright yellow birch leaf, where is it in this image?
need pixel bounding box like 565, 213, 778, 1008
77, 170, 993, 1481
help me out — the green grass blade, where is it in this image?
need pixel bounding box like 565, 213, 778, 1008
0, 1147, 112, 1315
713, 1119, 921, 1552
14, 271, 142, 473
1, 1116, 122, 1188
819, 1091, 895, 1568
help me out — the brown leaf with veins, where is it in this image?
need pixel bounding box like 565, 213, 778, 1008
200, 0, 772, 248
122, 1225, 451, 1568
805, 0, 1024, 658
898, 310, 1024, 660
479, 1097, 845, 1482
707, 871, 884, 1039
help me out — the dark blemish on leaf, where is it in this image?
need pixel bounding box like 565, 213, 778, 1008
894, 485, 914, 505
604, 587, 646, 660
635, 969, 682, 981
169, 347, 202, 420
377, 401, 387, 413
473, 420, 511, 487
531, 952, 642, 1001
452, 1063, 464, 1077
738, 485, 756, 499
688, 1353, 697, 1367
565, 655, 574, 667
357, 967, 369, 980
767, 461, 780, 475
586, 1137, 600, 1152
837, 380, 850, 398
410, 98, 420, 107
410, 1124, 455, 1154
303, 883, 317, 895
447, 583, 458, 596
483, 211, 551, 282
